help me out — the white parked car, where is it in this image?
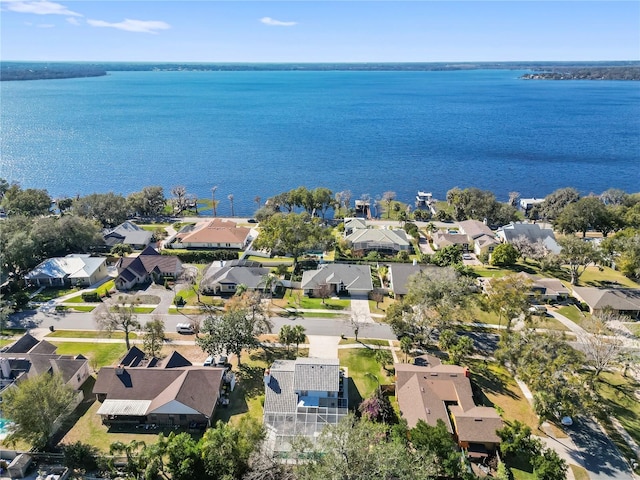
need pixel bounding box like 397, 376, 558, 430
176, 323, 195, 334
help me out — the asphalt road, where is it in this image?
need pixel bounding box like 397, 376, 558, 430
565, 417, 634, 480
9, 309, 397, 339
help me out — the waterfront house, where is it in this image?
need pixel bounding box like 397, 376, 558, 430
24, 254, 108, 288
395, 355, 502, 456
458, 220, 499, 255
345, 227, 411, 255
93, 347, 228, 429
115, 245, 183, 290
103, 221, 153, 250
301, 264, 373, 297
496, 222, 561, 254
432, 231, 470, 252
387, 263, 443, 298
170, 218, 251, 250
263, 358, 348, 454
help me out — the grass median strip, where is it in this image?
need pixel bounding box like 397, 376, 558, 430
47, 330, 138, 340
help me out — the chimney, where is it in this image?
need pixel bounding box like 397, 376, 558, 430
115, 364, 125, 376
463, 367, 470, 378
263, 368, 271, 386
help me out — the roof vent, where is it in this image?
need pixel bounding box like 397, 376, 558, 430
474, 418, 483, 422
115, 364, 125, 375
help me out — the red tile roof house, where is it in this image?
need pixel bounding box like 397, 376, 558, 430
93, 347, 228, 430
115, 246, 183, 290
395, 355, 503, 459
170, 218, 251, 250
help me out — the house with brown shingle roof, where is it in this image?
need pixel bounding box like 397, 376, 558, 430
458, 220, 500, 255
395, 355, 502, 456
93, 347, 227, 429
171, 218, 251, 250
115, 245, 183, 290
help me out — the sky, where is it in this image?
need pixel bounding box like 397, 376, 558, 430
1, 0, 639, 62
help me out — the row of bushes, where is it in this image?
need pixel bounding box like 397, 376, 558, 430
160, 249, 239, 263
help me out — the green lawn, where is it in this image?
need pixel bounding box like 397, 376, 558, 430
246, 255, 294, 265
57, 305, 97, 312
595, 371, 640, 446
577, 265, 640, 289
95, 280, 116, 296
50, 341, 128, 368
338, 348, 391, 409
556, 305, 595, 331
278, 290, 351, 310
109, 306, 156, 314
47, 330, 138, 340
30, 286, 80, 302
339, 338, 390, 347
62, 294, 87, 303
625, 323, 640, 337
368, 296, 395, 315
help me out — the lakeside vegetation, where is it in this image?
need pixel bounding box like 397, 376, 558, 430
3, 60, 639, 82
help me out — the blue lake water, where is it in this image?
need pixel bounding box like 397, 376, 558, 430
1, 69, 639, 216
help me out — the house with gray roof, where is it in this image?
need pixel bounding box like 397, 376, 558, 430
301, 264, 373, 297
25, 254, 108, 287
115, 245, 183, 290
200, 259, 270, 295
263, 358, 347, 454
0, 334, 90, 399
572, 287, 640, 318
388, 263, 443, 298
93, 347, 228, 429
104, 221, 153, 250
496, 222, 560, 254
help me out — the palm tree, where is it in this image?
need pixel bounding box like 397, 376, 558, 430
228, 194, 235, 217
278, 325, 293, 353
211, 186, 218, 216
291, 325, 306, 355
425, 222, 437, 240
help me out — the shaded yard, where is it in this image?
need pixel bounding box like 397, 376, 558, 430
338, 348, 391, 409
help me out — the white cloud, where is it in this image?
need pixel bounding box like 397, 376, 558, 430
260, 17, 297, 27
86, 18, 171, 34
66, 16, 80, 26
2, 0, 82, 17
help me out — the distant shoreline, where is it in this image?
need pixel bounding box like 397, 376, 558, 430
2, 60, 639, 81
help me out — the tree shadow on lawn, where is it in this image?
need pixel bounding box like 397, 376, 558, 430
52, 377, 97, 449
469, 362, 520, 401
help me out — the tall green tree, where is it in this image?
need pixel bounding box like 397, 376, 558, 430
143, 316, 166, 358
558, 236, 601, 285
3, 373, 76, 449
1, 184, 52, 217
536, 187, 580, 221
410, 419, 463, 478
555, 196, 615, 237
253, 212, 332, 266
482, 273, 533, 330
490, 243, 520, 267
72, 192, 129, 227
126, 186, 166, 217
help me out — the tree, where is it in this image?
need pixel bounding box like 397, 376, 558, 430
438, 329, 474, 365
295, 414, 430, 480
579, 311, 625, 377
482, 273, 533, 330
171, 185, 188, 214
374, 348, 393, 372
253, 212, 332, 266
200, 418, 264, 480
317, 282, 331, 304
62, 441, 99, 475
94, 300, 141, 349
371, 290, 385, 309
531, 447, 568, 480
109, 439, 146, 477
143, 316, 166, 358
3, 373, 76, 449
110, 243, 132, 257
558, 236, 601, 285
2, 184, 52, 217
288, 324, 306, 355
359, 387, 396, 424
127, 186, 166, 217
228, 193, 235, 217
382, 191, 396, 218
600, 188, 628, 206
555, 196, 614, 237
278, 324, 294, 352
72, 192, 128, 227
497, 420, 536, 457
410, 419, 463, 478
312, 187, 333, 220
197, 308, 263, 366
490, 243, 520, 267
400, 336, 413, 362
537, 187, 580, 221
